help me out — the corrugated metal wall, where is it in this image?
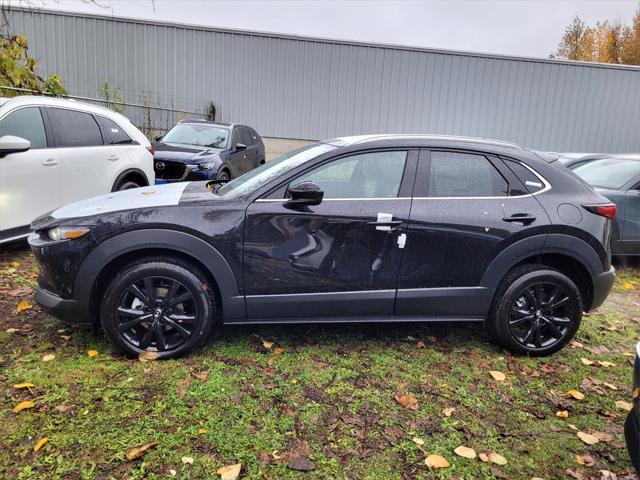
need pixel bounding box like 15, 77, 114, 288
6, 8, 640, 152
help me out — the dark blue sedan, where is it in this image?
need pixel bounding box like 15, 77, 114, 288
152, 120, 265, 183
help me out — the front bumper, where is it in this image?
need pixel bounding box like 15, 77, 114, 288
34, 286, 91, 325
590, 265, 615, 311
156, 165, 217, 183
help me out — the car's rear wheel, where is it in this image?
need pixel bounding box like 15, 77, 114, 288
100, 257, 216, 358
489, 265, 582, 356
116, 180, 143, 190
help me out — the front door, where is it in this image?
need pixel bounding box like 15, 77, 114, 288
243, 149, 417, 320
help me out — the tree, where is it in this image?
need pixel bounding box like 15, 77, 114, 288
552, 5, 640, 65
0, 34, 67, 96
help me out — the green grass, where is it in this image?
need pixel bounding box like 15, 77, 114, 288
1, 246, 639, 479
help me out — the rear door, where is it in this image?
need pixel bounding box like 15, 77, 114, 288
395, 149, 550, 317
622, 178, 640, 255
45, 107, 111, 204
243, 149, 417, 320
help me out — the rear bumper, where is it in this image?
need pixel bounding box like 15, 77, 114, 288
35, 286, 91, 325
590, 265, 615, 311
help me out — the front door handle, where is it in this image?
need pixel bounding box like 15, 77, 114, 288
503, 213, 536, 225
367, 220, 402, 231
107, 155, 120, 161
42, 158, 58, 167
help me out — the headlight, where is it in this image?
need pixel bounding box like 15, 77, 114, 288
47, 226, 90, 241
198, 162, 215, 170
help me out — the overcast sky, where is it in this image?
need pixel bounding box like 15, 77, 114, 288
33, 0, 640, 58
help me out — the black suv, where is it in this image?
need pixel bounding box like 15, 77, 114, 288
29, 135, 616, 358
153, 120, 265, 183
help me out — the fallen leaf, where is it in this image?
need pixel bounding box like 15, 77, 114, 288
556, 410, 569, 418
425, 454, 449, 468
488, 452, 507, 465
623, 282, 635, 290
33, 437, 48, 452
6, 328, 18, 333
416, 341, 426, 349
217, 463, 242, 480
287, 457, 316, 471
603, 382, 618, 390
454, 445, 477, 459
138, 351, 159, 362
16, 299, 32, 313
479, 452, 489, 462
273, 347, 285, 355
577, 431, 599, 445
87, 350, 98, 357
412, 437, 425, 446
198, 428, 207, 434
571, 341, 583, 348
566, 389, 585, 400
597, 361, 615, 367
42, 354, 55, 362
576, 454, 595, 466
489, 370, 506, 382
581, 358, 595, 365
11, 261, 20, 268
394, 393, 419, 410
13, 382, 35, 389
443, 407, 455, 417
169, 469, 177, 476
192, 371, 208, 382
182, 456, 194, 465
592, 431, 612, 442
12, 400, 35, 413
60, 335, 71, 341
262, 339, 274, 349
615, 400, 633, 411
584, 345, 610, 355
55, 404, 73, 413
125, 442, 158, 461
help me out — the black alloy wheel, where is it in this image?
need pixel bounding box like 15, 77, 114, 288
100, 258, 216, 358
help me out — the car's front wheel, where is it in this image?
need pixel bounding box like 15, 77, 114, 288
489, 265, 582, 356
100, 257, 216, 358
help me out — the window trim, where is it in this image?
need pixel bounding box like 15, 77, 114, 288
413, 148, 551, 200
257, 148, 418, 201
0, 105, 50, 150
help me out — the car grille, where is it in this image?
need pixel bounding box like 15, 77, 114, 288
154, 160, 187, 180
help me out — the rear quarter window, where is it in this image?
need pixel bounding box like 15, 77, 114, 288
503, 159, 546, 194
94, 115, 134, 145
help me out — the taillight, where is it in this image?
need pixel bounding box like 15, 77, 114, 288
147, 146, 155, 155
582, 203, 617, 219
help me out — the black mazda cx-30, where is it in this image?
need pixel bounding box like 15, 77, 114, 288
29, 135, 616, 358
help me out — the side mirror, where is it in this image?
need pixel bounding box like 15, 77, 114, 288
284, 181, 324, 209
234, 142, 247, 151
155, 135, 163, 142
0, 135, 31, 157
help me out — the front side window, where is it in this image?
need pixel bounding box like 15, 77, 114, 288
48, 108, 103, 147
95, 116, 133, 145
240, 128, 254, 146
294, 150, 407, 199
428, 151, 508, 197
161, 123, 228, 148
0, 107, 47, 149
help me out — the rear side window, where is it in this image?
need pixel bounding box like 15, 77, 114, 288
95, 116, 133, 145
504, 159, 546, 193
428, 151, 509, 197
239, 128, 254, 146
0, 107, 47, 149
47, 108, 103, 147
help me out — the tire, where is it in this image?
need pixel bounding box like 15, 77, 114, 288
116, 180, 142, 190
100, 257, 216, 359
216, 169, 230, 182
488, 264, 582, 356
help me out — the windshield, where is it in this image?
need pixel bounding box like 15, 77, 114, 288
161, 123, 229, 148
571, 158, 640, 189
217, 143, 337, 198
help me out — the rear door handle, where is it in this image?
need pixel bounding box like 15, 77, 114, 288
41, 158, 58, 167
367, 220, 402, 231
107, 155, 119, 161
503, 214, 536, 225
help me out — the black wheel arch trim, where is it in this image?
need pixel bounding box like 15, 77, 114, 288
72, 229, 243, 322
480, 233, 608, 313
111, 168, 150, 191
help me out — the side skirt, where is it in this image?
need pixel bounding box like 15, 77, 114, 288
224, 315, 485, 325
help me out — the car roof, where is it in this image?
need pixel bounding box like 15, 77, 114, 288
0, 95, 128, 119
322, 133, 525, 151
179, 119, 256, 130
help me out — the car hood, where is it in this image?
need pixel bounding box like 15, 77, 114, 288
31, 182, 218, 229
153, 142, 224, 163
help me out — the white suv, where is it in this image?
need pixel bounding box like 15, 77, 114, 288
0, 96, 154, 244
